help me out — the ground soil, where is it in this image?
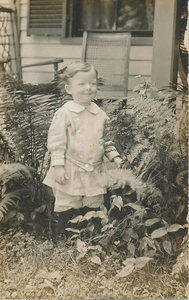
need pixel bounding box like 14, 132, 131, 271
0, 228, 188, 300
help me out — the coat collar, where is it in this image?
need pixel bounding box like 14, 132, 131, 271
64, 100, 100, 115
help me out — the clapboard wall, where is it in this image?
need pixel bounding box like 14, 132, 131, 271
19, 0, 153, 93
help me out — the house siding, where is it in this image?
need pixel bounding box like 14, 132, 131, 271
0, 0, 10, 6
19, 0, 153, 93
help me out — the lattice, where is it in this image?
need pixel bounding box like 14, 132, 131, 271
0, 6, 15, 75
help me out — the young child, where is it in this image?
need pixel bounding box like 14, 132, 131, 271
43, 61, 122, 240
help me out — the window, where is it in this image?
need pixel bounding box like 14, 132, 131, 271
73, 0, 155, 37
27, 0, 155, 37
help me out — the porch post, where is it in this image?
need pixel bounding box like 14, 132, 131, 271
151, 0, 180, 89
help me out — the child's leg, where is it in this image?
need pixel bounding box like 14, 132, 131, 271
55, 208, 75, 237
80, 195, 105, 233
52, 189, 85, 241
82, 194, 104, 213
82, 194, 104, 218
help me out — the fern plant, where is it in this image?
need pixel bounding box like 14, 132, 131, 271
2, 74, 65, 167
0, 163, 36, 222
1, 74, 69, 198
109, 78, 188, 223
0, 74, 68, 226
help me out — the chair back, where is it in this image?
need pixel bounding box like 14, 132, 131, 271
82, 31, 131, 99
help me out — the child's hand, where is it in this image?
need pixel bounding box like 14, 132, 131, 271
113, 156, 123, 168
54, 165, 69, 185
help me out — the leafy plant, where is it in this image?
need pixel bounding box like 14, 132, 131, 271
62, 169, 186, 268
0, 196, 15, 221
116, 257, 153, 278
0, 163, 36, 223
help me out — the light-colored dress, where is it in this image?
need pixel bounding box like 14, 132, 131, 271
43, 100, 120, 197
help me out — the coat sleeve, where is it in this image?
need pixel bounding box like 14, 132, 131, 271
103, 117, 121, 161
47, 108, 69, 166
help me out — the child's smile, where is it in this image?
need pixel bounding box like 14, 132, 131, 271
65, 68, 97, 106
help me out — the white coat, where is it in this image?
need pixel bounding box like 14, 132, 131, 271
43, 101, 120, 196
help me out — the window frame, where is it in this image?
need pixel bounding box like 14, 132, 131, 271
27, 0, 154, 39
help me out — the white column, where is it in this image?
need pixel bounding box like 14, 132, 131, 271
151, 0, 179, 89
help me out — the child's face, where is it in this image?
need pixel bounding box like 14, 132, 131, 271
65, 68, 97, 106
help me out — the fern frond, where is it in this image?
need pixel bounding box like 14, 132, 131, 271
176, 170, 188, 187
0, 196, 16, 221
100, 169, 147, 201
136, 150, 152, 175
0, 163, 34, 185
127, 143, 148, 164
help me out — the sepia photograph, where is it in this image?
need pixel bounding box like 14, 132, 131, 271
0, 0, 188, 299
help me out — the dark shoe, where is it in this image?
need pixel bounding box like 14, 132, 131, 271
55, 209, 75, 236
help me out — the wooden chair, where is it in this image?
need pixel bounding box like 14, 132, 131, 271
82, 31, 131, 99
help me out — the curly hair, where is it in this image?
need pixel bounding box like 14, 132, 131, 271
58, 61, 98, 83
